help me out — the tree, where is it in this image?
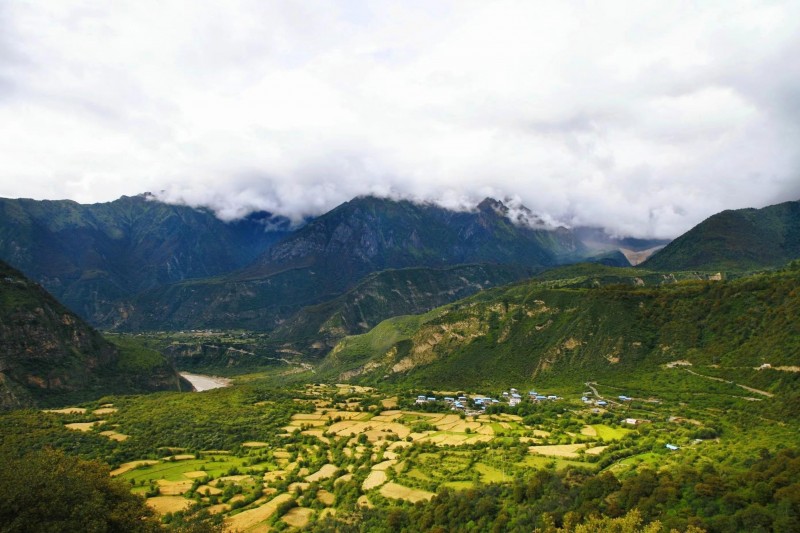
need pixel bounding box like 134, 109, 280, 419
0, 448, 161, 533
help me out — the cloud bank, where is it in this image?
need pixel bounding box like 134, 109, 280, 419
0, 1, 799, 237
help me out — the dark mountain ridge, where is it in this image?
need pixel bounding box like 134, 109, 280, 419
240, 196, 587, 281
0, 260, 183, 409
110, 195, 596, 332
0, 194, 291, 323
643, 200, 800, 271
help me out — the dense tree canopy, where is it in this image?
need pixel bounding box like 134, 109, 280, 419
0, 449, 160, 533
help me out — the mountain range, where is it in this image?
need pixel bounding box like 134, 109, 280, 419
1, 193, 799, 394
0, 194, 628, 337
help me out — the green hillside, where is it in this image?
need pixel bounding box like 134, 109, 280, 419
326, 262, 800, 391
0, 260, 184, 409
643, 200, 800, 271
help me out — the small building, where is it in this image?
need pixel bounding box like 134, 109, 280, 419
415, 395, 427, 404
619, 395, 631, 401
596, 400, 607, 406
444, 397, 455, 403
665, 444, 679, 451
509, 397, 521, 407
426, 397, 436, 402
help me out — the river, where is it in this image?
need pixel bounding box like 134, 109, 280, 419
179, 372, 232, 392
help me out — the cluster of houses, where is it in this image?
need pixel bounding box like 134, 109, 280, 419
415, 388, 560, 411
580, 394, 633, 408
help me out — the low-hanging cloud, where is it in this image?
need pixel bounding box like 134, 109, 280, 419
0, 0, 799, 238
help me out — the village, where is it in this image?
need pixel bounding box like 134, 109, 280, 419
414, 387, 563, 415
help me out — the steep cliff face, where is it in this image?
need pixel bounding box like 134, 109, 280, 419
0, 261, 181, 409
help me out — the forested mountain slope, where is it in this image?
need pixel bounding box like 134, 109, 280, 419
0, 260, 184, 409
643, 200, 800, 271
0, 194, 289, 323
327, 262, 800, 389
109, 196, 594, 332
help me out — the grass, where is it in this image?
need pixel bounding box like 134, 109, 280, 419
475, 463, 512, 483
591, 424, 632, 441
517, 455, 595, 471
118, 455, 254, 484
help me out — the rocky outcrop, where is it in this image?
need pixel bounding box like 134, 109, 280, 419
0, 260, 181, 409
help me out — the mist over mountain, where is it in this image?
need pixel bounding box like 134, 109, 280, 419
0, 194, 290, 323
110, 195, 599, 333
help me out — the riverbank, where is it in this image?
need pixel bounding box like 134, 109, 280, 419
179, 372, 232, 392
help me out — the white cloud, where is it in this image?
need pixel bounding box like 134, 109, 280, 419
0, 0, 798, 237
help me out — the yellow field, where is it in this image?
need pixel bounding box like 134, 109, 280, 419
43, 407, 86, 414
184, 471, 209, 479
381, 397, 399, 408
327, 420, 410, 441
292, 413, 324, 420
157, 479, 194, 495
146, 496, 191, 514
334, 473, 353, 485
306, 464, 338, 482
282, 507, 313, 528
242, 441, 268, 447
317, 489, 336, 506
93, 407, 118, 415
371, 459, 397, 471
65, 421, 104, 432
197, 485, 223, 496
362, 470, 387, 490
110, 460, 159, 477
581, 426, 598, 436
379, 482, 435, 503
585, 445, 608, 455
301, 429, 330, 443
288, 481, 310, 493
529, 444, 586, 458
99, 430, 128, 441
263, 470, 286, 483
224, 493, 293, 532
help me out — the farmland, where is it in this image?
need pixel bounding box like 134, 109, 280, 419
8, 371, 794, 533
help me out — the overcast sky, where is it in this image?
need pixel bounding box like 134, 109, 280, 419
1, 1, 799, 238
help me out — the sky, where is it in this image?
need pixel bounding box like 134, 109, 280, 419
1, 1, 799, 238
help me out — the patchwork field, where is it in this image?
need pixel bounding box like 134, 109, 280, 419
39, 382, 694, 530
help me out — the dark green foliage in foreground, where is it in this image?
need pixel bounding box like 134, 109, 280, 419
0, 384, 310, 466
317, 448, 800, 533
0, 448, 160, 533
